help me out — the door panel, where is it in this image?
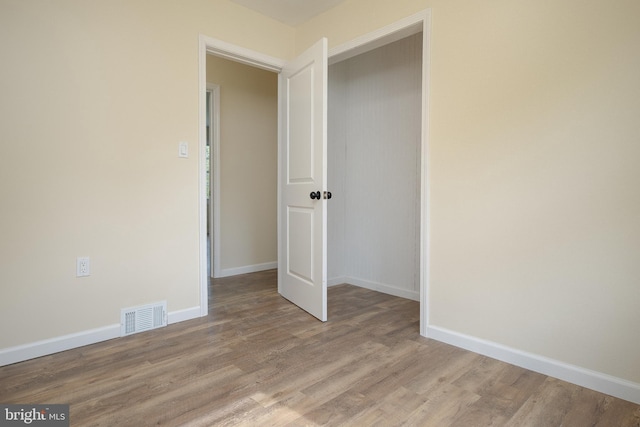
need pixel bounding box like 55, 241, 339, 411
288, 65, 314, 182
287, 207, 313, 283
278, 38, 328, 321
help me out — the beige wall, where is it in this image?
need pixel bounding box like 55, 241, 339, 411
0, 0, 293, 350
206, 55, 277, 273
299, 0, 640, 384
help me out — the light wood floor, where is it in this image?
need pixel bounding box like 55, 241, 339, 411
1, 270, 639, 426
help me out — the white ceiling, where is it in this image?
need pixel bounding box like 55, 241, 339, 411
229, 0, 347, 26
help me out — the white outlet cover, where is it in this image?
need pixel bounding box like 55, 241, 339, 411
77, 257, 90, 277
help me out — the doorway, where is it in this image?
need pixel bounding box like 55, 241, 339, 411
327, 32, 422, 301
198, 10, 431, 329
205, 55, 278, 280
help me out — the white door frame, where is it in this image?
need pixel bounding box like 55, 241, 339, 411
206, 83, 221, 279
198, 35, 285, 316
197, 9, 431, 334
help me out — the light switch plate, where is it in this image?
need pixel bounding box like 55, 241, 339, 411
178, 142, 188, 158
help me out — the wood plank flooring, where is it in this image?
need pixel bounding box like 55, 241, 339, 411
1, 270, 639, 426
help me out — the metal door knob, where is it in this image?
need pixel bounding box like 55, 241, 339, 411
310, 191, 321, 200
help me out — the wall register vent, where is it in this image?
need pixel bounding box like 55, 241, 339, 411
121, 301, 167, 336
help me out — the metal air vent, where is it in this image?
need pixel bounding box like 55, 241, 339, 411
121, 301, 167, 336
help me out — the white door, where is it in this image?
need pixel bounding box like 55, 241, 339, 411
278, 38, 328, 321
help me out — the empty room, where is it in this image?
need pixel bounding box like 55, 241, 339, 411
1, 0, 639, 425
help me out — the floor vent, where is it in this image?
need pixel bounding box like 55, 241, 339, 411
121, 301, 167, 336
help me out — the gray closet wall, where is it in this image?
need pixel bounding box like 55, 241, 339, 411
328, 33, 423, 300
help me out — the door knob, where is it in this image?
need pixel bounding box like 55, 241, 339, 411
310, 191, 332, 200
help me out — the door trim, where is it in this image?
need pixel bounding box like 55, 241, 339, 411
206, 83, 221, 278
198, 35, 284, 316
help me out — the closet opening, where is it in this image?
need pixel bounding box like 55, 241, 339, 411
327, 32, 423, 303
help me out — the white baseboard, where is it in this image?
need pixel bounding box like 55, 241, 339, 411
168, 306, 202, 324
0, 324, 120, 367
328, 275, 419, 301
328, 276, 348, 287
0, 306, 204, 367
426, 325, 640, 405
217, 261, 277, 278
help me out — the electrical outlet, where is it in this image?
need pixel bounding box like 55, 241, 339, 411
77, 257, 90, 277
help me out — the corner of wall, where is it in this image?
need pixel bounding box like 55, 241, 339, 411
426, 325, 640, 405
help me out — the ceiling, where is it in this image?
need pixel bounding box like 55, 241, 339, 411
229, 0, 347, 26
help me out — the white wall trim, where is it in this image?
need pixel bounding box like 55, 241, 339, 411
168, 306, 202, 324
0, 306, 202, 367
420, 11, 432, 338
276, 75, 283, 296
218, 262, 278, 278
329, 276, 419, 301
427, 325, 640, 405
201, 35, 285, 73
198, 36, 209, 317
329, 11, 426, 65
206, 83, 222, 279
0, 324, 120, 367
